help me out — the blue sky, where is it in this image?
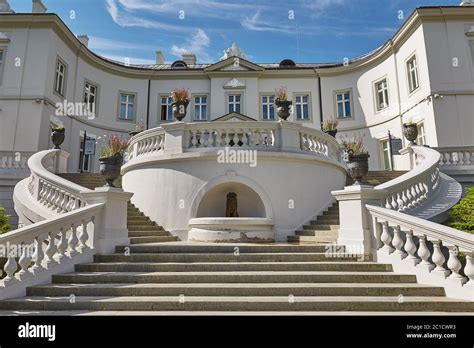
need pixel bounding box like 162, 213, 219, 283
10, 0, 460, 64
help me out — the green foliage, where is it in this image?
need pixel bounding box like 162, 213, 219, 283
0, 207, 11, 234
447, 187, 474, 233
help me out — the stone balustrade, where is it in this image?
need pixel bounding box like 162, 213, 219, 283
0, 151, 33, 172
436, 146, 474, 167
367, 204, 474, 300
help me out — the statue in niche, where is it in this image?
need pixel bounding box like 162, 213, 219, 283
226, 192, 239, 217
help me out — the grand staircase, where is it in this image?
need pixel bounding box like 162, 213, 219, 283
59, 173, 178, 244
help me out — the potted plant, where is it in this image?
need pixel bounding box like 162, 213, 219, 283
51, 125, 65, 149
129, 120, 145, 137
340, 134, 370, 185
274, 87, 292, 121
322, 118, 339, 137
171, 88, 190, 121
99, 136, 128, 187
403, 121, 418, 145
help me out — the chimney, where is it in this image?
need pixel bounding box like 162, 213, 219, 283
0, 0, 14, 13
32, 0, 47, 13
182, 53, 196, 65
77, 34, 89, 47
156, 51, 165, 65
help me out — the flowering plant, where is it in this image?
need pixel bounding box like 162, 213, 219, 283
100, 135, 128, 158
339, 133, 367, 155
171, 88, 190, 103
51, 124, 65, 132
133, 120, 145, 132
322, 118, 339, 131
275, 87, 288, 102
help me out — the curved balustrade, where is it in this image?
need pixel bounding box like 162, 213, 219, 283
435, 146, 474, 178
375, 146, 441, 213
26, 150, 93, 214
300, 129, 339, 159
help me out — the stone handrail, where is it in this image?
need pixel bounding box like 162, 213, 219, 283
126, 121, 341, 163
27, 150, 93, 213
366, 204, 473, 300
375, 146, 441, 213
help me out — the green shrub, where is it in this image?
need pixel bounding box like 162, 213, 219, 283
447, 187, 474, 233
0, 207, 11, 234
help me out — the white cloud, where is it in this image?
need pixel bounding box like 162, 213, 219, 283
88, 36, 155, 51
301, 0, 346, 11
99, 53, 156, 66
241, 12, 295, 34
170, 29, 211, 62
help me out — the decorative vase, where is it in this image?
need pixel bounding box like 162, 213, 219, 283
325, 129, 338, 138
275, 100, 292, 121
172, 101, 189, 121
99, 153, 123, 187
403, 123, 418, 145
347, 152, 370, 185
51, 128, 65, 149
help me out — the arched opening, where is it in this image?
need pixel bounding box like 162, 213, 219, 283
279, 59, 296, 67
196, 182, 266, 218
171, 60, 187, 69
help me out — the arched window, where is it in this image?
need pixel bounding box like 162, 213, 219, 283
279, 59, 296, 67
171, 60, 187, 69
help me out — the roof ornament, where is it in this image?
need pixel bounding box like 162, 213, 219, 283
220, 43, 247, 61
0, 0, 14, 13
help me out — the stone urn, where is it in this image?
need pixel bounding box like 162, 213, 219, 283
51, 128, 65, 149
99, 153, 123, 187
347, 152, 370, 185
172, 101, 189, 121
403, 123, 418, 145
324, 129, 338, 138
275, 100, 292, 121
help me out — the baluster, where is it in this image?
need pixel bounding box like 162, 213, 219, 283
56, 190, 65, 213
45, 231, 58, 269
396, 193, 404, 212
444, 153, 451, 166
465, 151, 471, 165
380, 222, 394, 254
31, 236, 46, 274
17, 242, 33, 280
400, 191, 409, 212
464, 255, 474, 287
56, 227, 68, 264
371, 217, 383, 250
191, 130, 198, 148
201, 130, 208, 147
241, 130, 249, 147
78, 219, 90, 252
447, 247, 467, 283
417, 235, 435, 272
224, 131, 231, 147
390, 195, 398, 210
404, 230, 420, 266
431, 240, 449, 277
3, 253, 18, 285
392, 226, 406, 258
405, 188, 414, 210
68, 224, 79, 257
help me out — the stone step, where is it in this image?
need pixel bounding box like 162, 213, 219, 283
128, 231, 170, 237
26, 283, 446, 297
1, 296, 471, 312
314, 216, 340, 223
288, 236, 338, 244
74, 261, 392, 273
130, 236, 178, 244
52, 271, 417, 284
305, 224, 339, 230
127, 220, 155, 226
115, 244, 331, 254
294, 230, 338, 237
127, 225, 165, 232
94, 252, 361, 263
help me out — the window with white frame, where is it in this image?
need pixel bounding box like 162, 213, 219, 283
194, 96, 207, 121
380, 139, 392, 170
295, 94, 310, 120
228, 94, 241, 113
375, 79, 389, 111
406, 55, 419, 93
54, 58, 66, 96
261, 95, 275, 120
160, 96, 173, 121
0, 50, 4, 84
335, 90, 352, 118
83, 81, 98, 116
416, 123, 426, 145
119, 93, 135, 120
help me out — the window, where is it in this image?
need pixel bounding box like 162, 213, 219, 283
375, 79, 389, 111
228, 94, 241, 113
406, 55, 419, 93
416, 123, 426, 145
160, 96, 173, 121
78, 134, 95, 172
381, 139, 392, 170
335, 90, 352, 119
83, 81, 98, 116
194, 96, 207, 121
119, 93, 135, 120
261, 95, 275, 120
0, 50, 4, 84
295, 94, 310, 120
54, 58, 67, 96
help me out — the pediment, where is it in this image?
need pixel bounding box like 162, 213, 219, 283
204, 57, 264, 72
212, 112, 257, 122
